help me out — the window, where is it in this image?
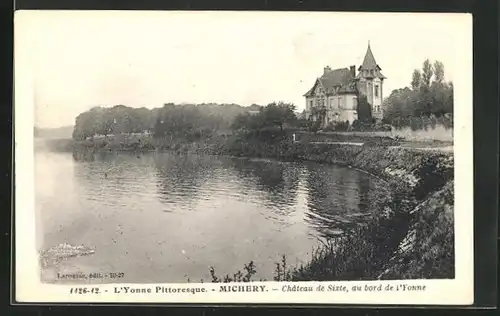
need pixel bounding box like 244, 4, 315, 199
375, 85, 379, 97
310, 100, 313, 108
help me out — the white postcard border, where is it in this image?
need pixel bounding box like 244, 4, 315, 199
14, 11, 474, 305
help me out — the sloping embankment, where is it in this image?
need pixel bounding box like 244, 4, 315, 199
217, 139, 455, 281
285, 143, 455, 280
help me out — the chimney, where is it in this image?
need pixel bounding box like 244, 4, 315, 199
350, 65, 356, 77
324, 66, 331, 74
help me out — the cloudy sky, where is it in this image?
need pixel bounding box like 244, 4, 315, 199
15, 11, 470, 128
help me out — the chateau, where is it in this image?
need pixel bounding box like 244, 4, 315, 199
303, 43, 386, 128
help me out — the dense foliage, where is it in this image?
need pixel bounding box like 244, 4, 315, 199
356, 94, 372, 122
383, 59, 453, 129
153, 103, 251, 140
72, 103, 259, 140
231, 102, 297, 132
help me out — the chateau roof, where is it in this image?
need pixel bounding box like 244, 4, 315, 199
303, 84, 315, 97
303, 67, 356, 96
320, 68, 354, 93
360, 44, 378, 69
357, 43, 386, 79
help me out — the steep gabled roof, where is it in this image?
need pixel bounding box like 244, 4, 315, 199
356, 43, 386, 79
303, 78, 321, 97
304, 78, 327, 97
361, 44, 378, 69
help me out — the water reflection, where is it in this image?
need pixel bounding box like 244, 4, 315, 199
357, 174, 372, 212
38, 150, 389, 283
72, 152, 159, 210
304, 165, 380, 238
153, 154, 218, 209
230, 158, 300, 213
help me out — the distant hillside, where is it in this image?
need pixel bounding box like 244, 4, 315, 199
34, 125, 73, 139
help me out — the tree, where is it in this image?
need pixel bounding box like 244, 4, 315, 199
231, 113, 255, 131
383, 87, 415, 127
383, 59, 453, 129
260, 102, 297, 132
433, 60, 445, 83
230, 102, 297, 133
356, 94, 372, 122
411, 70, 422, 91
421, 59, 434, 89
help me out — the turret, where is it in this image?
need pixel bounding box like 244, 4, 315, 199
356, 42, 386, 120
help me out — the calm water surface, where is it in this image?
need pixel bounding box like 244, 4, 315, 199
35, 148, 388, 283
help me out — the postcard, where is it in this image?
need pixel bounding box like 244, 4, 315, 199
14, 10, 473, 305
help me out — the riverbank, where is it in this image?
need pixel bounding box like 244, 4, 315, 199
68, 132, 454, 281
208, 135, 455, 281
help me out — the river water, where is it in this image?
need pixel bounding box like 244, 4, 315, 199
35, 148, 388, 284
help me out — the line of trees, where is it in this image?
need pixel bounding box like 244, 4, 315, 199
231, 102, 298, 133
72, 103, 263, 140
383, 59, 453, 129
72, 105, 157, 140
153, 103, 253, 141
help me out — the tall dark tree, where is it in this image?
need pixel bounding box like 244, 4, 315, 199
411, 70, 422, 91
421, 59, 434, 89
433, 60, 445, 83
356, 94, 372, 122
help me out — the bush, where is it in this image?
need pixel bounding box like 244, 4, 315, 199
323, 121, 350, 132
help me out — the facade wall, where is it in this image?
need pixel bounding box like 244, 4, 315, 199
323, 94, 358, 126
357, 77, 384, 120
339, 110, 358, 124
306, 92, 360, 127
338, 94, 358, 124
366, 80, 374, 105
371, 78, 383, 119
305, 97, 314, 118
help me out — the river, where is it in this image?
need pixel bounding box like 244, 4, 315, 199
35, 148, 388, 284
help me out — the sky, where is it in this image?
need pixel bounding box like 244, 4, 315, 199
15, 11, 471, 128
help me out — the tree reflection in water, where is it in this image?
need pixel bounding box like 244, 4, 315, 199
304, 164, 387, 238
72, 151, 389, 239
154, 153, 219, 208
230, 158, 300, 215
